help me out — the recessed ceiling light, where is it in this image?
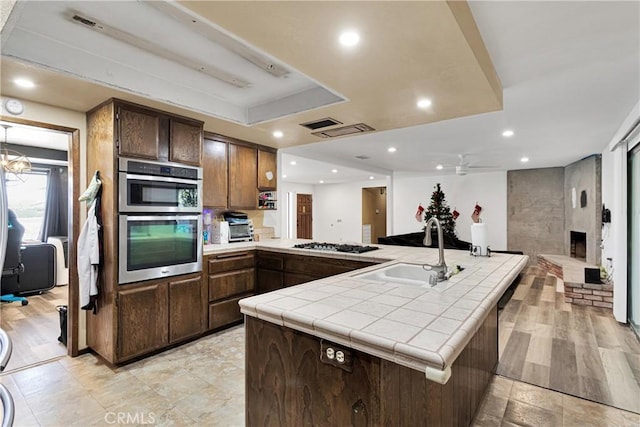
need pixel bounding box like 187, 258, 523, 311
520, 157, 529, 163
331, 169, 338, 173
319, 180, 324, 184
339, 31, 360, 47
282, 174, 287, 178
502, 130, 514, 137
369, 176, 375, 180
417, 99, 432, 109
14, 78, 35, 89
290, 161, 297, 165
387, 147, 397, 153
436, 164, 443, 170
273, 130, 283, 138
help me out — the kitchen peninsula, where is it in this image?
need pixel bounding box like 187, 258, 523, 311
233, 241, 528, 425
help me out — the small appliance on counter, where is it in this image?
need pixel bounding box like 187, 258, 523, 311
210, 219, 230, 244
223, 211, 253, 242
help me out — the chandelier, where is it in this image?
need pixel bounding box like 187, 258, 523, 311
1, 124, 31, 181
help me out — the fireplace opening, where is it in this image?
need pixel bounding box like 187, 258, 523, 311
570, 231, 587, 261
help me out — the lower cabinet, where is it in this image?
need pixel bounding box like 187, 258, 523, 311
117, 272, 202, 362
256, 251, 377, 294
206, 251, 255, 331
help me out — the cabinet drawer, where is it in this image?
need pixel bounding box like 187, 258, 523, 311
209, 269, 255, 301
208, 295, 250, 330
207, 252, 255, 274
256, 252, 284, 270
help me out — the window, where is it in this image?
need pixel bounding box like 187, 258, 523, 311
6, 171, 49, 241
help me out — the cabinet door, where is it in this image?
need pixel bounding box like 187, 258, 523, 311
170, 119, 203, 166
118, 106, 160, 160
169, 275, 204, 344
258, 149, 277, 190
229, 143, 258, 209
203, 138, 228, 208
257, 268, 284, 293
118, 282, 169, 361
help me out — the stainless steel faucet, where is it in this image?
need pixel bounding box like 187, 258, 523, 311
423, 217, 448, 281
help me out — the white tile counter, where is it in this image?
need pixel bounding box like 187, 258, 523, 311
209, 239, 528, 383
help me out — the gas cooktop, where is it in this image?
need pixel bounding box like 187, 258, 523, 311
293, 242, 380, 254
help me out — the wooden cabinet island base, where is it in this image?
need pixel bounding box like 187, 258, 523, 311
245, 305, 497, 427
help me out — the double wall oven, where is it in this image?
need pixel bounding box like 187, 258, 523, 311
118, 158, 203, 284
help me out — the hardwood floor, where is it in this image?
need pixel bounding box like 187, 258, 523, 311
497, 266, 640, 414
0, 285, 68, 372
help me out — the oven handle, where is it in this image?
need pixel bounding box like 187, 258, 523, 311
122, 214, 202, 222
124, 172, 201, 186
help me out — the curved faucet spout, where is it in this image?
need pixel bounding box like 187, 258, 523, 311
424, 217, 447, 281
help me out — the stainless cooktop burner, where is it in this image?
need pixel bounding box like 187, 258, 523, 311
293, 242, 380, 254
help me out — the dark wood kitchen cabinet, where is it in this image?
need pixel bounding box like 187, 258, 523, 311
86, 98, 205, 364
257, 149, 277, 190
115, 101, 203, 166
205, 251, 255, 331
202, 134, 228, 208
228, 143, 258, 209
256, 251, 285, 293
169, 275, 204, 344
117, 281, 169, 362
116, 272, 203, 363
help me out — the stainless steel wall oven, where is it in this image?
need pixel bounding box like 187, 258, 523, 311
118, 158, 202, 284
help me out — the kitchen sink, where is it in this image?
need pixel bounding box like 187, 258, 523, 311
354, 263, 442, 287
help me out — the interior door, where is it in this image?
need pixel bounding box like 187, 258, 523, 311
297, 194, 312, 239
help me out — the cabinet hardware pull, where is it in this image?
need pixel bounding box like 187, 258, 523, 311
215, 252, 249, 259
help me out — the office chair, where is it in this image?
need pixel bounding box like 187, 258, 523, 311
1, 210, 28, 306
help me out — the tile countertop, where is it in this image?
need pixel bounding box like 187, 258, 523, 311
206, 239, 528, 384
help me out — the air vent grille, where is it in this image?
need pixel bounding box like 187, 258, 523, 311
312, 123, 375, 138
299, 117, 342, 130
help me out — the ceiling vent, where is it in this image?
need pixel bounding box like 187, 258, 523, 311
300, 117, 342, 130
355, 155, 371, 160
312, 123, 375, 138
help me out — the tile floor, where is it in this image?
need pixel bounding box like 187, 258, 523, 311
1, 323, 639, 426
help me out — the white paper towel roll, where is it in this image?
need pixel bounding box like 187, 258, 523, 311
471, 223, 489, 256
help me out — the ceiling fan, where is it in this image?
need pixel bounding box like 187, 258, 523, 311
442, 154, 498, 176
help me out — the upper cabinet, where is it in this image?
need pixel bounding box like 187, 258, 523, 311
115, 101, 203, 166
258, 149, 277, 190
170, 119, 203, 166
117, 104, 160, 160
229, 143, 258, 209
202, 135, 228, 208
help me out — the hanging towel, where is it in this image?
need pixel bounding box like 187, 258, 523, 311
79, 171, 101, 203
78, 189, 102, 313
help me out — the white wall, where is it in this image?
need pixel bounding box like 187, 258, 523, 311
278, 181, 314, 239
313, 179, 388, 243
392, 172, 508, 250
602, 101, 640, 322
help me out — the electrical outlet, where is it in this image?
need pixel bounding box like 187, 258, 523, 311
320, 340, 353, 372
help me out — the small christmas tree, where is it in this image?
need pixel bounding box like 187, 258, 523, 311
424, 183, 457, 239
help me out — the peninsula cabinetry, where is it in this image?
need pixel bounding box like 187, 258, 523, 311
255, 251, 377, 292
116, 101, 203, 166
206, 252, 255, 331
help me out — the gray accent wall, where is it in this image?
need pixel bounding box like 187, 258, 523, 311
507, 168, 565, 263
564, 155, 602, 265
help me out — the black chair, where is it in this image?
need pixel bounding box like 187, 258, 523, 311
1, 210, 28, 306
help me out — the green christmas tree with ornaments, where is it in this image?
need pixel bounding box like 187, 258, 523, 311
424, 183, 458, 240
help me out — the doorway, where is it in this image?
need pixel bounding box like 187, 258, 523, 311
297, 194, 312, 239
0, 117, 80, 371
361, 187, 387, 244
629, 143, 640, 338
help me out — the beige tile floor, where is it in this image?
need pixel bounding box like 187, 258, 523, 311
1, 323, 639, 426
